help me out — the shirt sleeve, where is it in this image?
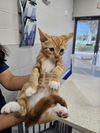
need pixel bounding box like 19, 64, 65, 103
0, 61, 9, 73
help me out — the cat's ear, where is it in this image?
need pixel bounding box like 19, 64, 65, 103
38, 28, 49, 42
62, 33, 73, 42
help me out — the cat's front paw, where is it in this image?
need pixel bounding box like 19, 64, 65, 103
1, 102, 20, 114
49, 81, 60, 90
25, 87, 36, 97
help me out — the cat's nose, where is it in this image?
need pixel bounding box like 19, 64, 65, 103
55, 54, 59, 58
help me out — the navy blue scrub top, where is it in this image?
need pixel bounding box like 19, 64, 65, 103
0, 61, 9, 73
0, 61, 12, 133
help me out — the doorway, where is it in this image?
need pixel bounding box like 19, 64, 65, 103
72, 16, 100, 77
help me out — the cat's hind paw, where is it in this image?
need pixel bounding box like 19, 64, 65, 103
54, 104, 68, 118
1, 101, 20, 114
25, 87, 36, 97
56, 110, 68, 118
49, 81, 60, 90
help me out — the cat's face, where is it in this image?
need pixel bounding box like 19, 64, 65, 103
39, 29, 73, 61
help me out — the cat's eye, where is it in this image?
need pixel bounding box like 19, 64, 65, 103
60, 49, 64, 53
49, 48, 54, 52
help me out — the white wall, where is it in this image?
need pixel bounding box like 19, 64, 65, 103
0, 0, 20, 45
73, 0, 100, 17
36, 0, 73, 43
0, 0, 74, 101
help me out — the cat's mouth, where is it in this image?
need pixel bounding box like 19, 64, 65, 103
55, 56, 60, 61
55, 58, 59, 61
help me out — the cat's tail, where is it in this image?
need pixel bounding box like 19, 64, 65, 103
25, 94, 67, 127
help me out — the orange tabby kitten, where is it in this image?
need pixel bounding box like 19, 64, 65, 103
1, 29, 73, 127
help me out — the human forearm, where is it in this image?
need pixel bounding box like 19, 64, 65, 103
7, 75, 30, 91
0, 114, 22, 131
0, 70, 30, 91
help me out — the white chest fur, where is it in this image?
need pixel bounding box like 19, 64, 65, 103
42, 59, 55, 73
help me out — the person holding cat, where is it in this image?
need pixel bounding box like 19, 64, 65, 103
0, 44, 30, 132
1, 29, 73, 127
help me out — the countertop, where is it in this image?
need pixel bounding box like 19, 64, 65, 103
59, 73, 100, 133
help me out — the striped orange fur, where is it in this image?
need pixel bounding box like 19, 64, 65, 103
15, 29, 73, 126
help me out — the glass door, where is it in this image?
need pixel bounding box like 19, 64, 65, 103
73, 18, 100, 77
